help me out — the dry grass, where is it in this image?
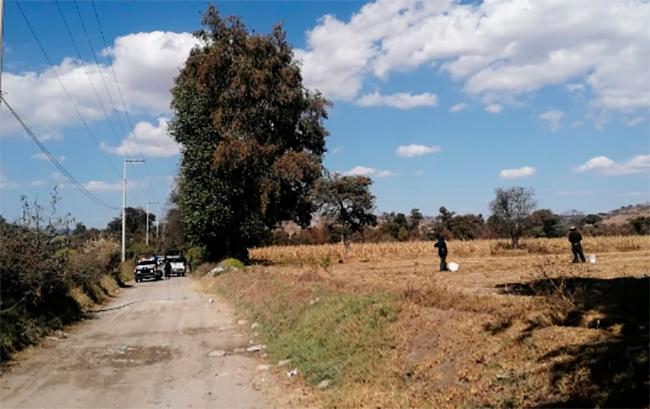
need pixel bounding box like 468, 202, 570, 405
210, 237, 650, 408
251, 235, 649, 264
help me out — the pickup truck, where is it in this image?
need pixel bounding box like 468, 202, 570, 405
134, 256, 163, 282
164, 251, 188, 277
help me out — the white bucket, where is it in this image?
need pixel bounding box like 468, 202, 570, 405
588, 255, 597, 264
448, 262, 460, 272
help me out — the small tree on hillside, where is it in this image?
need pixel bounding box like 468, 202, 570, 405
629, 216, 650, 235
313, 174, 377, 251
489, 187, 537, 248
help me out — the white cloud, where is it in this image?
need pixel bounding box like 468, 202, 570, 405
566, 83, 586, 93
623, 116, 645, 127
395, 144, 441, 158
105, 31, 198, 113
330, 147, 344, 155
539, 109, 564, 132
84, 179, 145, 192
2, 32, 197, 137
449, 103, 467, 113
355, 91, 438, 109
575, 154, 650, 175
499, 166, 536, 179
84, 180, 122, 192
101, 117, 179, 158
376, 170, 395, 177
344, 166, 393, 177
296, 0, 650, 113
0, 170, 16, 190
32, 152, 65, 162
29, 180, 47, 187
485, 104, 503, 114
555, 190, 593, 197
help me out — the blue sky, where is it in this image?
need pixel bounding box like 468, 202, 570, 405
1, 0, 649, 228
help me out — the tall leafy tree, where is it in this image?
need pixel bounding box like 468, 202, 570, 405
489, 187, 537, 248
106, 207, 154, 245
169, 6, 329, 261
313, 174, 377, 250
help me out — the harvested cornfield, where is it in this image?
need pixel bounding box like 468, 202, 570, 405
217, 238, 650, 408
251, 236, 650, 264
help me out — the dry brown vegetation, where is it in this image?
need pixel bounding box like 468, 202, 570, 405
209, 236, 650, 408
251, 236, 649, 264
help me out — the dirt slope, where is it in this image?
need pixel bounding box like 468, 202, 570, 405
0, 277, 276, 409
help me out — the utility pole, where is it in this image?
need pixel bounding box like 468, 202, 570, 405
121, 158, 144, 262
145, 201, 159, 247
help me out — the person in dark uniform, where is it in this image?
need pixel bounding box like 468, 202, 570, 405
434, 234, 448, 271
164, 259, 172, 279
568, 226, 586, 263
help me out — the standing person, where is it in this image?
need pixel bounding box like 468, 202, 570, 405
568, 226, 586, 263
434, 234, 449, 272
164, 259, 172, 279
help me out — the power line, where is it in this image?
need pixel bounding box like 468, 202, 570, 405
53, 0, 124, 151
1, 95, 120, 211
14, 1, 121, 179
70, 0, 153, 206
71, 0, 127, 136
53, 0, 150, 208
89, 0, 165, 204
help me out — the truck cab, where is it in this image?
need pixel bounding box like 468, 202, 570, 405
134, 256, 162, 282
164, 250, 187, 277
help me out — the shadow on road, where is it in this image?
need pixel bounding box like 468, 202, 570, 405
496, 276, 649, 408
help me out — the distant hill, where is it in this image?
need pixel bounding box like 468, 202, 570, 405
599, 203, 650, 225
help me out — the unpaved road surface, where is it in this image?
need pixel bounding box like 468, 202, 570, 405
0, 277, 273, 409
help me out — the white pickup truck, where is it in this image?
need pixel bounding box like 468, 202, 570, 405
164, 252, 187, 277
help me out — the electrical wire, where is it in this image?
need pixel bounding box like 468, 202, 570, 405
71, 0, 153, 206
53, 0, 125, 152
89, 0, 165, 204
1, 95, 120, 211
14, 1, 121, 179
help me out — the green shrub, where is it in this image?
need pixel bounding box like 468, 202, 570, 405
218, 257, 245, 269
186, 245, 206, 270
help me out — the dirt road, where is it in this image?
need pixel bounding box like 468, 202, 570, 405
0, 277, 273, 409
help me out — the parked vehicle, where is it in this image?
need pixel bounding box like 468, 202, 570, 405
164, 250, 188, 277
134, 256, 162, 282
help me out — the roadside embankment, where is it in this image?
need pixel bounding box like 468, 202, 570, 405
0, 220, 128, 361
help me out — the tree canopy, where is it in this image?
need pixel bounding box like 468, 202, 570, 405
106, 207, 154, 244
169, 6, 329, 261
489, 187, 537, 248
313, 174, 377, 249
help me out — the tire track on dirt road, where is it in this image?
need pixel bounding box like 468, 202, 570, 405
0, 277, 271, 409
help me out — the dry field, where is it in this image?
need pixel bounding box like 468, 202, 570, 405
251, 236, 649, 265
214, 236, 650, 408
